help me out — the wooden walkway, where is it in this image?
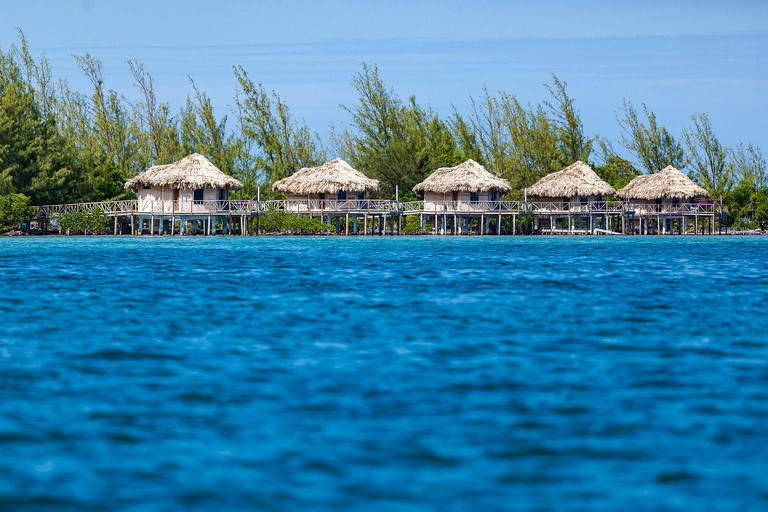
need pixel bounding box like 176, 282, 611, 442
32, 199, 724, 236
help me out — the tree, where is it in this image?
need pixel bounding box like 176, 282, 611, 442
731, 143, 766, 189
66, 53, 138, 200
0, 193, 32, 231
128, 59, 181, 167
544, 74, 592, 163
0, 48, 76, 205
234, 65, 324, 194
180, 79, 245, 193
617, 100, 685, 173
683, 113, 733, 199
463, 88, 561, 195
336, 63, 464, 197
593, 155, 641, 190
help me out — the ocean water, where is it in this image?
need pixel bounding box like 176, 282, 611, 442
1, 236, 767, 511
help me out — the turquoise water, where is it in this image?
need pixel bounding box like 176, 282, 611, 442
1, 236, 767, 510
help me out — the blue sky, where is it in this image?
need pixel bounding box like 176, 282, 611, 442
2, 0, 767, 161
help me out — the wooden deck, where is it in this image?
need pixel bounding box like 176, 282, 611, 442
32, 199, 724, 236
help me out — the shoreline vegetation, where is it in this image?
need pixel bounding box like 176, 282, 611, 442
2, 31, 767, 235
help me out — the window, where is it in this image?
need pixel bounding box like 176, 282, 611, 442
194, 189, 204, 202
337, 191, 347, 201
470, 192, 479, 202
579, 195, 588, 204
357, 191, 365, 200
672, 197, 680, 205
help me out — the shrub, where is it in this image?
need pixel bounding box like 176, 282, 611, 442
0, 193, 32, 231
252, 210, 329, 234
57, 208, 110, 235
402, 216, 432, 234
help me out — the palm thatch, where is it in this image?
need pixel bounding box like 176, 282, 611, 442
616, 166, 709, 200
125, 153, 243, 191
413, 159, 511, 194
272, 158, 379, 195
525, 161, 615, 198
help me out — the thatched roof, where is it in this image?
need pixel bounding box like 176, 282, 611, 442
525, 160, 615, 198
616, 166, 709, 200
413, 159, 511, 194
272, 158, 379, 195
124, 153, 243, 191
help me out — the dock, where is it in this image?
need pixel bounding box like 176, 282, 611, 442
32, 198, 723, 236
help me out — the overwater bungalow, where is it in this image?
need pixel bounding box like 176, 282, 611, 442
524, 161, 616, 234
616, 166, 712, 234
124, 153, 244, 235
412, 159, 511, 234
272, 158, 381, 234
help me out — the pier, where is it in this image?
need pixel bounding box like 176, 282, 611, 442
32, 198, 722, 236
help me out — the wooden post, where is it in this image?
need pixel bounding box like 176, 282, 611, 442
113, 215, 118, 235
345, 213, 349, 236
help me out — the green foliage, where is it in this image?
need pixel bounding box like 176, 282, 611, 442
255, 210, 329, 234
461, 87, 562, 197
731, 143, 766, 189
128, 59, 182, 166
618, 100, 686, 173
335, 63, 466, 198
402, 215, 432, 234
0, 193, 32, 231
234, 65, 325, 195
57, 208, 110, 234
544, 74, 592, 163
593, 155, 641, 190
725, 179, 768, 230
683, 113, 733, 198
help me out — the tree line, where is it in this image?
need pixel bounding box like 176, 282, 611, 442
1, 32, 766, 230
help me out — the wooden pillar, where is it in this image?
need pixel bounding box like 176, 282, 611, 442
345, 213, 349, 236
113, 215, 118, 235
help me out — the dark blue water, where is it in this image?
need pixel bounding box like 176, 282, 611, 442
1, 236, 767, 511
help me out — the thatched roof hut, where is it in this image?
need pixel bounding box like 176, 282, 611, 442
125, 153, 243, 191
272, 158, 379, 195
413, 159, 510, 194
616, 166, 709, 200
525, 161, 615, 198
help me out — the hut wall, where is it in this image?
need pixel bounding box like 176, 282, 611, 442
531, 194, 604, 211
623, 198, 696, 214
137, 187, 224, 214
285, 192, 368, 212
286, 193, 321, 212
423, 191, 495, 212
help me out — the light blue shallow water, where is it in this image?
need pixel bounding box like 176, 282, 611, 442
1, 236, 767, 511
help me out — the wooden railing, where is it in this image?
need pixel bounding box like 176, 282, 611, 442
32, 199, 721, 217
35, 200, 138, 216
273, 199, 393, 213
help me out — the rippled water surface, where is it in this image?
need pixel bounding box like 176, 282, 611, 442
1, 236, 767, 511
